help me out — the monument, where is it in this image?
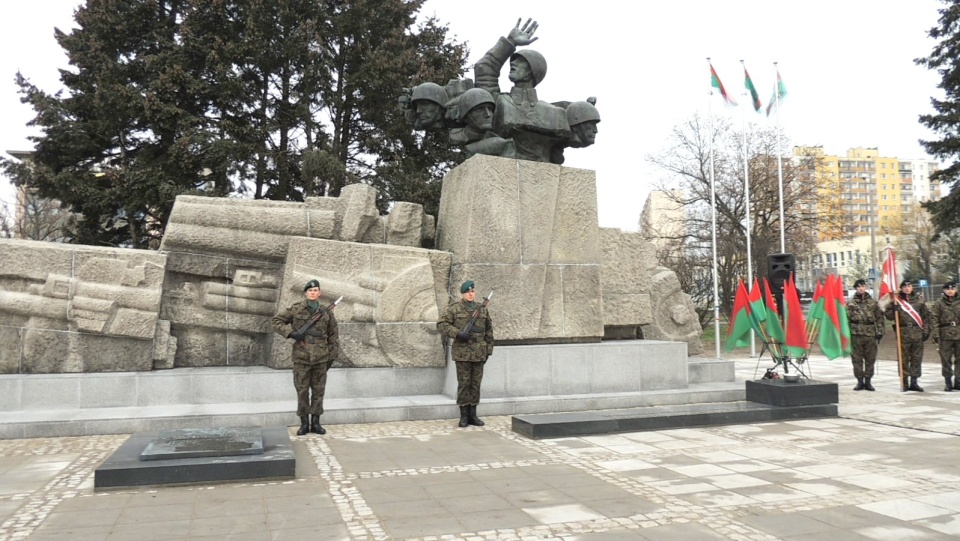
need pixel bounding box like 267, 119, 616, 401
0, 18, 718, 443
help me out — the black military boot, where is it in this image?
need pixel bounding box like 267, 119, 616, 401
945, 377, 954, 392
296, 416, 309, 436
468, 405, 484, 427
854, 377, 865, 391
864, 377, 875, 391
909, 376, 924, 392
310, 414, 326, 435
954, 376, 960, 390
458, 406, 469, 428
902, 377, 909, 392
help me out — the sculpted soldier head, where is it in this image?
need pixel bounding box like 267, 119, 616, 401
411, 82, 449, 130
509, 50, 546, 87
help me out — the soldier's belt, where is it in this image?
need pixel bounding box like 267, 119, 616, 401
941, 322, 958, 327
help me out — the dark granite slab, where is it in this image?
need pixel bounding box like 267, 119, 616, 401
746, 378, 839, 407
140, 427, 264, 461
95, 426, 294, 490
512, 401, 838, 439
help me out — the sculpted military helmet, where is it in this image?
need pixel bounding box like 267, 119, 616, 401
510, 49, 547, 86
411, 82, 448, 106
566, 100, 601, 127
457, 88, 495, 120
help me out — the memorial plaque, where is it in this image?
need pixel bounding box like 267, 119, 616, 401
140, 427, 264, 461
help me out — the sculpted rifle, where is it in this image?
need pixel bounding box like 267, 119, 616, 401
292, 296, 343, 345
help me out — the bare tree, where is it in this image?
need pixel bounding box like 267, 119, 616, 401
646, 115, 838, 319
0, 190, 76, 242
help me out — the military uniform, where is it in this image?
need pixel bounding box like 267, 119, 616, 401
437, 284, 494, 427
847, 290, 884, 390
930, 285, 960, 391
885, 289, 931, 390
272, 296, 339, 433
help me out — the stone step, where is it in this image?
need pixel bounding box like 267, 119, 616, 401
511, 400, 839, 439
0, 382, 745, 439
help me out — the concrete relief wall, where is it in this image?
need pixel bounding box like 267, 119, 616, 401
1, 160, 705, 374
0, 239, 174, 373
436, 155, 603, 344
270, 238, 452, 369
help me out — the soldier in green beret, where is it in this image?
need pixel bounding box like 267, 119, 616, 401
272, 279, 339, 435
930, 281, 960, 392
437, 280, 495, 428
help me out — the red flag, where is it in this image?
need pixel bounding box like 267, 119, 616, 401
818, 276, 845, 359
784, 276, 807, 355
726, 280, 753, 350
879, 246, 897, 300
762, 278, 785, 343
833, 276, 852, 354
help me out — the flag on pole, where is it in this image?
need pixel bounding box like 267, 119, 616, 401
743, 64, 762, 112
833, 276, 852, 355
765, 69, 787, 116
747, 278, 767, 336
710, 63, 738, 107
762, 278, 785, 344
726, 280, 753, 350
818, 276, 845, 360
878, 245, 898, 300
783, 276, 807, 357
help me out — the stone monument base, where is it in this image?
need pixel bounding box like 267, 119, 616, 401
94, 425, 294, 490
745, 378, 839, 407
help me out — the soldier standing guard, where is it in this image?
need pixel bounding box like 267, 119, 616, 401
885, 279, 932, 392
437, 280, 495, 428
848, 279, 884, 391
272, 279, 340, 436
930, 281, 960, 392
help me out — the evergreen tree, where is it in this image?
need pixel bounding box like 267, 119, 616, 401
917, 0, 960, 233
1, 0, 467, 247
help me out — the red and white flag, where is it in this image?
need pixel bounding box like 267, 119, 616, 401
879, 246, 923, 326
878, 245, 898, 299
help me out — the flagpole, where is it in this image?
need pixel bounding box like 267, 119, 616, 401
707, 58, 722, 359
741, 60, 755, 357
773, 62, 786, 253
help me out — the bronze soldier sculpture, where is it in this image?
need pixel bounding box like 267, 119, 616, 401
437, 280, 494, 428
272, 279, 340, 435
885, 279, 932, 392
930, 281, 960, 392
847, 279, 884, 391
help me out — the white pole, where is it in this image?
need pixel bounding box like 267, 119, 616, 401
741, 60, 755, 357
774, 62, 786, 253
707, 58, 722, 359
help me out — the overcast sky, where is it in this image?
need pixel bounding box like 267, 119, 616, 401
1, 0, 946, 231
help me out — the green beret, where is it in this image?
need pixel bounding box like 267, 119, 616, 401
460, 280, 475, 293
304, 279, 320, 291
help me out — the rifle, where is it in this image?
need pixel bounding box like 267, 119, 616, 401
458, 291, 493, 341
292, 296, 343, 345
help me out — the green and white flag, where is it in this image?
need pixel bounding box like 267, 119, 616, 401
766, 69, 787, 116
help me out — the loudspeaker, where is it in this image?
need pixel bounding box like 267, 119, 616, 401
767, 253, 795, 294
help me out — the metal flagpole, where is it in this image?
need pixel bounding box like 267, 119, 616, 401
707, 58, 721, 359
773, 62, 786, 253
741, 60, 755, 357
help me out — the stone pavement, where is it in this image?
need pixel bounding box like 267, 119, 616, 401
3, 355, 960, 541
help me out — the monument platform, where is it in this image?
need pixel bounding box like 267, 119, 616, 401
0, 341, 740, 439
93, 425, 294, 490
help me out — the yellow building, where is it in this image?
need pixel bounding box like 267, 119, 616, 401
793, 146, 941, 241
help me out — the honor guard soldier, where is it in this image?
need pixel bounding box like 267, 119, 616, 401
848, 279, 884, 391
437, 280, 495, 428
885, 279, 932, 392
272, 279, 340, 435
930, 281, 960, 391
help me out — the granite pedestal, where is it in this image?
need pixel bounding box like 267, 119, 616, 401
745, 378, 839, 407
94, 425, 294, 490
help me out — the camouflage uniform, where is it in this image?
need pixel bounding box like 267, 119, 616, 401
885, 291, 931, 380
272, 299, 340, 416
930, 292, 960, 387
848, 292, 884, 379
437, 299, 494, 406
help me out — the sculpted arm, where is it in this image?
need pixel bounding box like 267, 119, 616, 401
474, 19, 539, 96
